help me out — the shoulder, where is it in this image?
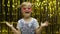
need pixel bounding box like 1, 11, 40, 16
31, 18, 38, 23
32, 18, 37, 21
18, 18, 23, 23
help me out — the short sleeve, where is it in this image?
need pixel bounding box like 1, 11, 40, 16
33, 19, 39, 29
16, 20, 21, 30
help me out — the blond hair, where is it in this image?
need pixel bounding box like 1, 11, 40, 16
18, 2, 33, 8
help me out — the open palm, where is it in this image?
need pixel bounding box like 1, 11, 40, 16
41, 21, 48, 27
6, 22, 13, 27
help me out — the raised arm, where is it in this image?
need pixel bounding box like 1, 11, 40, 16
35, 21, 48, 34
6, 22, 21, 34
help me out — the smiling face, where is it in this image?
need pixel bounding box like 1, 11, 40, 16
21, 6, 32, 14
21, 2, 32, 18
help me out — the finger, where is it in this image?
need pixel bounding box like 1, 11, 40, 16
45, 22, 48, 26
41, 22, 43, 25
44, 21, 48, 24
6, 22, 9, 25
6, 22, 11, 25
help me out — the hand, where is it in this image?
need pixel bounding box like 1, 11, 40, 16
6, 22, 13, 27
41, 21, 48, 27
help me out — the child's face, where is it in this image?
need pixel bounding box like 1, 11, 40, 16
21, 5, 32, 17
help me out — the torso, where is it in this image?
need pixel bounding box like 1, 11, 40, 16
19, 18, 36, 34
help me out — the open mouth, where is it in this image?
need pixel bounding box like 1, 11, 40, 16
25, 12, 30, 13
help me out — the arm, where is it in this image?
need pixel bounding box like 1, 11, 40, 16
35, 26, 43, 34
10, 26, 21, 34
35, 21, 48, 34
6, 22, 21, 34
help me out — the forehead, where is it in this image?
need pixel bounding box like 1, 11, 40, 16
21, 2, 32, 8
22, 5, 31, 8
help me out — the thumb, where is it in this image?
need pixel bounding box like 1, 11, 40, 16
41, 22, 43, 26
41, 22, 43, 24
6, 22, 13, 27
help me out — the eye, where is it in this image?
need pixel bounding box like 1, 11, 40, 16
28, 8, 31, 10
23, 8, 26, 10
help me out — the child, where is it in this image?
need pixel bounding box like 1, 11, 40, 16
6, 2, 48, 34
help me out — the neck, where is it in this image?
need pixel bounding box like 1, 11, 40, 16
23, 17, 31, 19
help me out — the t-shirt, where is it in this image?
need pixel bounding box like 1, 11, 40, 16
16, 18, 39, 34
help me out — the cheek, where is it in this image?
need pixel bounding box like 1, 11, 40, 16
29, 9, 32, 12
21, 9, 26, 13
22, 9, 25, 11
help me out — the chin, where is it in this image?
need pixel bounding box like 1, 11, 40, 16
25, 15, 30, 18
26, 16, 30, 17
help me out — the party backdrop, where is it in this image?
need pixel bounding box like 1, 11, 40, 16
0, 0, 60, 34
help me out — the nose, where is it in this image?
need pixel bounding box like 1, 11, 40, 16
26, 8, 28, 10
25, 8, 29, 12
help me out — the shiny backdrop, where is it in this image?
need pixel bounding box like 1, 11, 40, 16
0, 0, 60, 34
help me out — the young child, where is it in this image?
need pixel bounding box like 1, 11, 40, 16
6, 2, 48, 34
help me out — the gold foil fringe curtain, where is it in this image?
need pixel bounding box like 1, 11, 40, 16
0, 0, 60, 34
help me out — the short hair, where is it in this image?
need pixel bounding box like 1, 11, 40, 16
18, 2, 33, 8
